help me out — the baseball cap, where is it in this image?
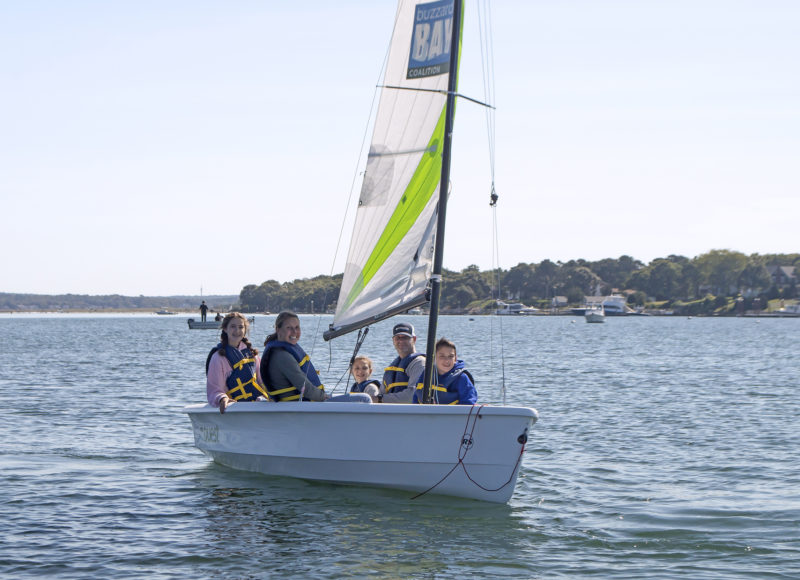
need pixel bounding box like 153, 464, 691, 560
392, 322, 415, 337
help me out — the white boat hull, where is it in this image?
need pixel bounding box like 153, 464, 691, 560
187, 316, 254, 329
184, 402, 537, 503
585, 311, 605, 323
187, 319, 221, 329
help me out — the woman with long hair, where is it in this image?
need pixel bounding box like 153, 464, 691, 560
206, 312, 268, 413
260, 311, 328, 401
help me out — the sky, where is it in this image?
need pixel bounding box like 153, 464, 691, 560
1, 0, 798, 296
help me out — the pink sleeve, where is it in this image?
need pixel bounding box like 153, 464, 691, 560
206, 352, 230, 406
255, 355, 266, 390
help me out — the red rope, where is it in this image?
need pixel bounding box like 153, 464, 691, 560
410, 405, 527, 500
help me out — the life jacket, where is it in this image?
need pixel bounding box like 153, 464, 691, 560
382, 352, 423, 394
413, 360, 476, 405
350, 379, 380, 394
207, 343, 268, 402
261, 340, 324, 401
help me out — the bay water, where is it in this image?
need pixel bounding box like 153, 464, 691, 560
1, 313, 798, 578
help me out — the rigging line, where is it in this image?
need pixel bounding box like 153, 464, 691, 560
481, 0, 497, 179
461, 441, 526, 492
492, 204, 507, 405
340, 327, 371, 394
410, 405, 525, 499
456, 406, 525, 493
330, 365, 351, 396
328, 324, 371, 396
409, 404, 485, 500
477, 0, 505, 403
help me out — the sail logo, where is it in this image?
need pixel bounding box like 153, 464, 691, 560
407, 0, 453, 79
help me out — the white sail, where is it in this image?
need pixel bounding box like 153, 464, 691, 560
327, 0, 461, 338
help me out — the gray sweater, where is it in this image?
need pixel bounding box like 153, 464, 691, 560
380, 354, 426, 404
265, 348, 327, 401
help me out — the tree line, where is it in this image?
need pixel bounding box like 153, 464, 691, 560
5, 250, 796, 314
0, 294, 238, 312
238, 250, 800, 314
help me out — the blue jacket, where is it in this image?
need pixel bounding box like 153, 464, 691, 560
350, 379, 380, 394
413, 360, 477, 405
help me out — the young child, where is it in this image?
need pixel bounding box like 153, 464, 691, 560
349, 355, 381, 403
413, 337, 477, 405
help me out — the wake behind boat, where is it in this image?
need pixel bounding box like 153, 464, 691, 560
185, 0, 538, 503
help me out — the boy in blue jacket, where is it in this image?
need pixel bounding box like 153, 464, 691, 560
413, 337, 477, 405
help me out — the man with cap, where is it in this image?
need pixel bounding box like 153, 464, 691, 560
379, 322, 426, 404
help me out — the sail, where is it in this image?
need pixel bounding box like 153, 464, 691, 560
325, 0, 462, 340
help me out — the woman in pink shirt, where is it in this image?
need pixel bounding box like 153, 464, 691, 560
206, 312, 267, 413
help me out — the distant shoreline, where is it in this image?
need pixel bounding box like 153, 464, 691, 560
0, 293, 239, 314
4, 309, 798, 318
2, 308, 196, 313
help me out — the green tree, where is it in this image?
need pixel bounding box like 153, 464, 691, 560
737, 260, 771, 295
588, 255, 643, 289
664, 255, 699, 299
557, 265, 601, 297
626, 268, 651, 296
503, 262, 534, 301
648, 259, 682, 300
694, 249, 748, 296
239, 284, 265, 311
530, 259, 559, 299
565, 286, 585, 304
448, 284, 477, 308
628, 290, 647, 306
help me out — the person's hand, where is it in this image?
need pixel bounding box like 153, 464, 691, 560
219, 396, 234, 414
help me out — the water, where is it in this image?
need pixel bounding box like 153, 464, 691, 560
1, 313, 798, 578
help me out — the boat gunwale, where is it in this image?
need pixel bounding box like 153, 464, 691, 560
183, 401, 538, 420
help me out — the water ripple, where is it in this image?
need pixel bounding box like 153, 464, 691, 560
1, 315, 799, 578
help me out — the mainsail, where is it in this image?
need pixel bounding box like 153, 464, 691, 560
325, 0, 462, 340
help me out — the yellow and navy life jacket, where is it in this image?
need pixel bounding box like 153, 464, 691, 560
207, 343, 269, 402
350, 379, 380, 394
261, 340, 324, 401
413, 360, 476, 405
382, 353, 422, 394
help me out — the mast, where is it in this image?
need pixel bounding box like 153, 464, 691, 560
421, 0, 462, 404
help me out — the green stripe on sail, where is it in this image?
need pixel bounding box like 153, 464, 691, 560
342, 105, 448, 311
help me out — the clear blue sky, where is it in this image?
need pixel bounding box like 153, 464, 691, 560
2, 1, 797, 296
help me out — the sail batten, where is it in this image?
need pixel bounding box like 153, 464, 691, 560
326, 0, 461, 341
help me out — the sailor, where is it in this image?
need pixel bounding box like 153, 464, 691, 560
199, 300, 209, 322
349, 355, 381, 402
206, 312, 268, 413
260, 311, 371, 403
413, 337, 477, 405
379, 322, 426, 404
260, 311, 328, 402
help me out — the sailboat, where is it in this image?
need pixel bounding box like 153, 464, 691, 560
187, 315, 254, 330
184, 0, 538, 503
